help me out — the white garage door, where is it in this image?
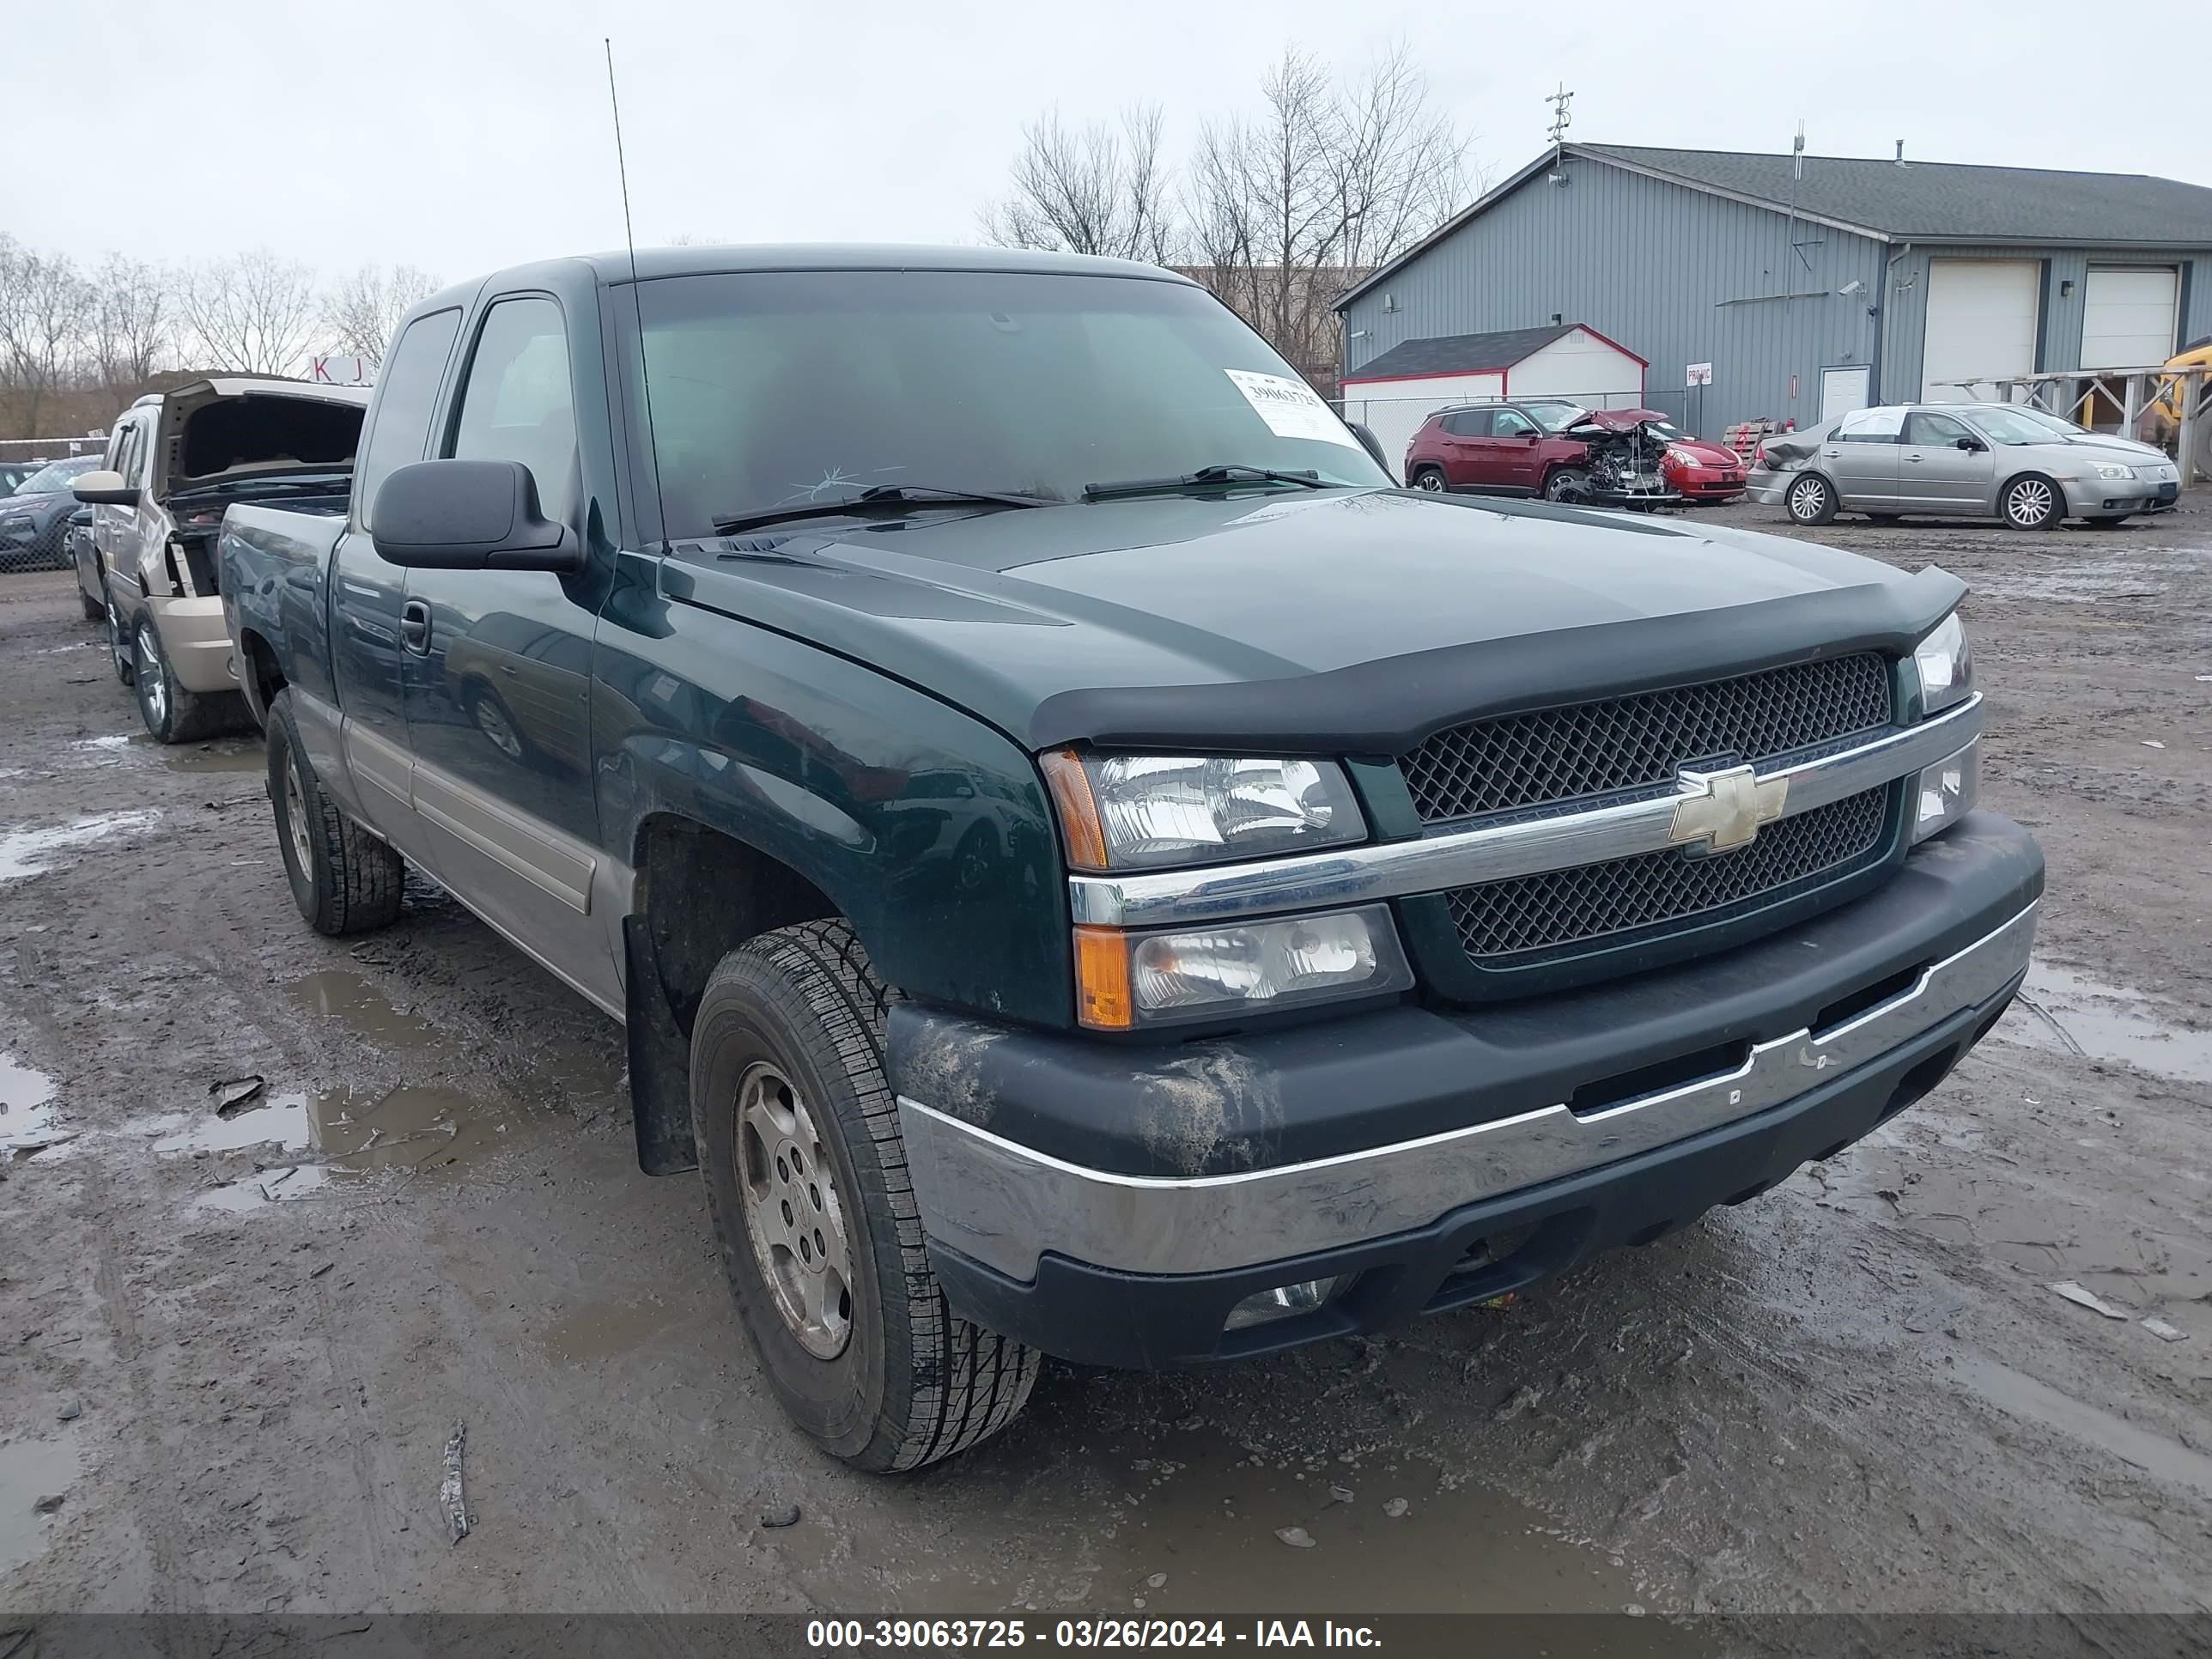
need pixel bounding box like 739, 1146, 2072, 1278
1920, 259, 2040, 401
2081, 267, 2179, 370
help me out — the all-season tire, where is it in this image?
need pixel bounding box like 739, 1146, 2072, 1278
1784, 472, 1838, 526
1543, 467, 1591, 502
266, 688, 405, 936
133, 616, 242, 744
2001, 472, 2062, 531
106, 597, 135, 686
691, 920, 1040, 1472
1409, 465, 1447, 493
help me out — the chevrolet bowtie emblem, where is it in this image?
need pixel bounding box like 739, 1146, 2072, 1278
1668, 764, 1789, 854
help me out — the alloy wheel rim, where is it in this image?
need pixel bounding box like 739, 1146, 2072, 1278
1792, 478, 1825, 518
734, 1061, 854, 1359
1417, 471, 1443, 491
283, 753, 313, 878
2009, 480, 2051, 524
138, 629, 167, 723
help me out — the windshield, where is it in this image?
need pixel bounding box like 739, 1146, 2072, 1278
1519, 400, 1587, 432
14, 457, 97, 495
623, 269, 1389, 539
1964, 407, 2075, 446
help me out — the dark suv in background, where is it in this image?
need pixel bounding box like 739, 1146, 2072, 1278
1404, 402, 1593, 501
0, 455, 100, 573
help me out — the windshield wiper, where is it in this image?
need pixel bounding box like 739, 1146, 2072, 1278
711, 484, 1054, 536
1082, 464, 1328, 501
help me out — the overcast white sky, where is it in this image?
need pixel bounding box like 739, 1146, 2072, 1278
14, 0, 2209, 281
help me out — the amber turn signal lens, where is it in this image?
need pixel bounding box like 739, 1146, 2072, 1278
1073, 926, 1133, 1030
1040, 748, 1109, 872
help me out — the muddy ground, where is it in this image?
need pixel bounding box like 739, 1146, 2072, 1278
2, 496, 2208, 1644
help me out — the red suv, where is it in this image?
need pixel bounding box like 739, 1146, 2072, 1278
1404, 403, 1592, 501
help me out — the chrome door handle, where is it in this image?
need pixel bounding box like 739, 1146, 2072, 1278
1905, 455, 1924, 464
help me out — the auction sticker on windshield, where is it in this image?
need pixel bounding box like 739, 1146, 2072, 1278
1224, 369, 1361, 448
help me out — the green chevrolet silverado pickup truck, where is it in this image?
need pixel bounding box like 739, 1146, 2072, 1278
219, 246, 2041, 1471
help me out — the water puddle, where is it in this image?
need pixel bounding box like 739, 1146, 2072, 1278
859, 1425, 1693, 1630
289, 969, 444, 1050
0, 1438, 82, 1576
0, 811, 161, 882
1996, 961, 2212, 1084
164, 742, 264, 775
181, 1080, 535, 1212
1953, 1355, 2212, 1501
0, 1052, 64, 1158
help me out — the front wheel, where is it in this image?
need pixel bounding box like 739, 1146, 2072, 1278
1409, 465, 1447, 493
691, 920, 1040, 1471
1543, 467, 1591, 502
1784, 472, 1838, 526
2002, 473, 2062, 531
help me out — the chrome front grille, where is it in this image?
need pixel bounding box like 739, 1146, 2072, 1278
1400, 653, 1894, 825
1445, 784, 1892, 963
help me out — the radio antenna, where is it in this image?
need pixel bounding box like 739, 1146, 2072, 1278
605, 37, 670, 550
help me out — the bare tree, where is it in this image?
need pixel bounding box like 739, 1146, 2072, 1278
90, 253, 172, 403
979, 105, 1179, 264
0, 234, 94, 437
1184, 46, 1466, 387
176, 248, 321, 375
322, 263, 441, 362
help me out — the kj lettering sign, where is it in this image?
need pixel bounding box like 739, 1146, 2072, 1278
310, 355, 374, 386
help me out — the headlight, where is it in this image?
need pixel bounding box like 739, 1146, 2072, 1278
1912, 612, 1972, 715
1042, 751, 1365, 872
1074, 904, 1413, 1030
1911, 740, 1978, 843
2090, 463, 2134, 480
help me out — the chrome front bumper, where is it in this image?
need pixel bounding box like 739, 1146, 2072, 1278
900, 900, 2036, 1281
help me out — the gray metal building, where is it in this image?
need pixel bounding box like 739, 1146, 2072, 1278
1335, 143, 2212, 437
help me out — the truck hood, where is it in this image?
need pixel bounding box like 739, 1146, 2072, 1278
660, 489, 1961, 753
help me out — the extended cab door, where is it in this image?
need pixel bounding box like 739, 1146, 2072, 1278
397, 293, 617, 1008
325, 306, 465, 866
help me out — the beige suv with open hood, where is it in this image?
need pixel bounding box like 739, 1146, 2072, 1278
73, 377, 368, 742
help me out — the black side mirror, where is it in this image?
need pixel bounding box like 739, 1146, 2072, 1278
68, 506, 93, 526
371, 459, 582, 572
1954, 435, 1984, 452
1347, 421, 1395, 478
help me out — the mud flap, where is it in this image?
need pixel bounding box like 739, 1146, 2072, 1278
624, 915, 698, 1176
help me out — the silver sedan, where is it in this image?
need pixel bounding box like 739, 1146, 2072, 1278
1749, 403, 2181, 529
